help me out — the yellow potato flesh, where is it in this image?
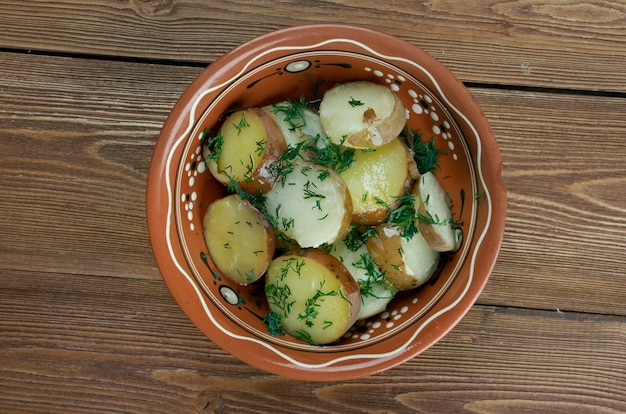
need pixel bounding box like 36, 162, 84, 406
203, 194, 275, 285
339, 138, 411, 225
215, 110, 266, 188
265, 250, 359, 345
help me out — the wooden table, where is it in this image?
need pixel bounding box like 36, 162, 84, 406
1, 2, 625, 412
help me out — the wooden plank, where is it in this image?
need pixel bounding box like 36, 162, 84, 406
1, 269, 624, 413
0, 52, 198, 280
0, 1, 625, 93
1, 51, 625, 316
474, 87, 626, 315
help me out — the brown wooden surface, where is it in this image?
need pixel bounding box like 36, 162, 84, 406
1, 1, 624, 413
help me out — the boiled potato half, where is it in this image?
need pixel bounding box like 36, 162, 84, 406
204, 108, 287, 194
339, 137, 415, 225
366, 224, 440, 291
265, 248, 361, 345
264, 158, 352, 248
319, 81, 406, 148
328, 236, 396, 320
414, 172, 460, 252
203, 194, 276, 285
263, 102, 327, 147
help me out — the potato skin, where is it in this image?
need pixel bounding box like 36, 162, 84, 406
265, 248, 360, 345
203, 194, 276, 285
366, 224, 439, 291
347, 93, 406, 148
413, 172, 459, 252
319, 81, 407, 149
205, 107, 287, 194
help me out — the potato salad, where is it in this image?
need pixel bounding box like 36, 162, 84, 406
201, 81, 460, 345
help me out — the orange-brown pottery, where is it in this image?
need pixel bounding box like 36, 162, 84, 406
146, 24, 506, 381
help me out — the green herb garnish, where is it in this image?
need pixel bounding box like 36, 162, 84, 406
297, 280, 349, 330
348, 96, 364, 107
354, 253, 397, 300
342, 224, 379, 252
233, 112, 250, 135
203, 130, 223, 163
263, 310, 285, 336
271, 96, 309, 131
307, 135, 356, 174
402, 127, 444, 173
376, 193, 419, 240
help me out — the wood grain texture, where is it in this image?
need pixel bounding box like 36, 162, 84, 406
1, 269, 624, 413
1, 2, 626, 410
1, 52, 624, 314
474, 87, 626, 315
0, 1, 625, 92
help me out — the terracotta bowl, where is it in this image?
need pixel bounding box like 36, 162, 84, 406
146, 24, 506, 381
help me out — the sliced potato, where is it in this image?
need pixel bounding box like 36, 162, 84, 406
265, 248, 360, 345
366, 224, 440, 291
414, 172, 459, 252
203, 194, 275, 285
319, 81, 406, 148
339, 138, 414, 225
264, 103, 326, 147
204, 108, 286, 194
264, 158, 352, 248
328, 235, 396, 320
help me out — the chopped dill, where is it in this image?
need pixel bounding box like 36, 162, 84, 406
255, 139, 266, 156
203, 129, 223, 163
342, 224, 379, 252
233, 112, 250, 135
265, 283, 294, 318
401, 127, 444, 173
271, 96, 309, 131
263, 310, 285, 336
354, 253, 397, 300
306, 75, 325, 95
348, 96, 364, 107
223, 174, 266, 212
297, 280, 349, 329
307, 135, 356, 174
376, 193, 419, 240
293, 329, 314, 344
303, 180, 325, 211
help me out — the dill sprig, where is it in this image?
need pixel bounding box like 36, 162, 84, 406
354, 253, 397, 300
342, 224, 379, 252
267, 136, 316, 182
297, 280, 350, 328
348, 96, 364, 107
233, 112, 250, 135
376, 193, 419, 240
303, 180, 326, 211
271, 96, 309, 131
402, 127, 444, 173
265, 283, 294, 318
224, 174, 266, 212
202, 129, 223, 163
307, 135, 356, 174
262, 310, 285, 336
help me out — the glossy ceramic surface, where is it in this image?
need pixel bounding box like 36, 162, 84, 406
146, 24, 506, 381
